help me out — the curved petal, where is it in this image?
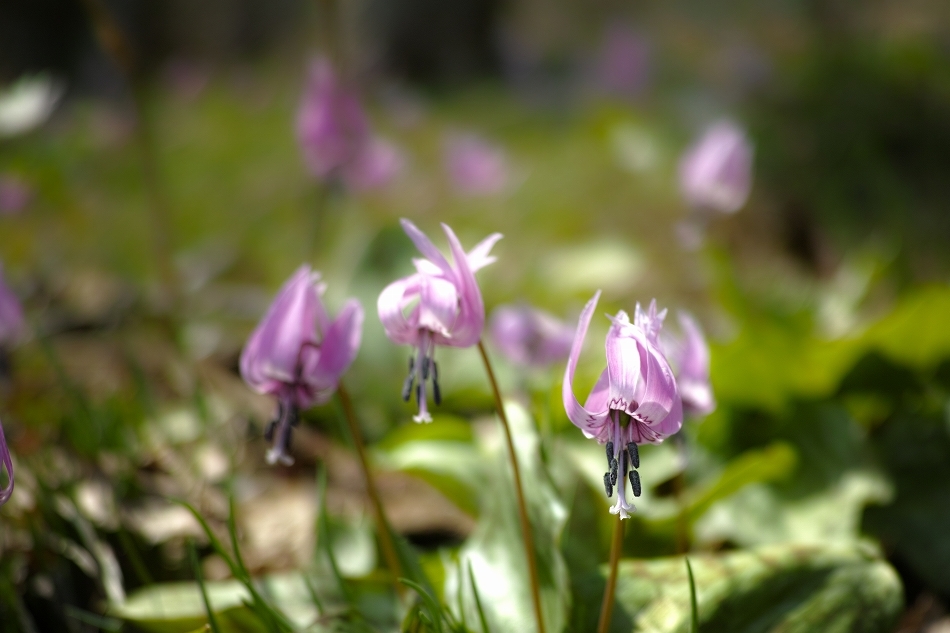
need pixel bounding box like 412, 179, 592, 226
300, 299, 364, 407
632, 337, 677, 427
652, 394, 683, 439
584, 368, 611, 414
240, 266, 318, 392
677, 312, 710, 385
413, 258, 443, 276
400, 219, 453, 278
377, 276, 421, 346
562, 291, 609, 432
440, 223, 484, 347
418, 275, 459, 338
605, 313, 642, 414
466, 232, 503, 273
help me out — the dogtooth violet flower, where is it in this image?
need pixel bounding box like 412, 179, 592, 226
662, 312, 715, 417
0, 418, 12, 506
241, 265, 363, 465
563, 291, 682, 518
678, 120, 753, 214
489, 303, 574, 367
378, 219, 502, 422
296, 58, 401, 191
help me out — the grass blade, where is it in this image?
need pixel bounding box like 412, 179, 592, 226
467, 561, 490, 633
187, 539, 221, 633
686, 557, 699, 633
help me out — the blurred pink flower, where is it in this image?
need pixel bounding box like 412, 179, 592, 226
296, 58, 401, 191
663, 312, 715, 417
378, 219, 501, 422
0, 419, 12, 506
489, 303, 574, 367
241, 265, 363, 464
0, 265, 23, 346
563, 292, 682, 518
595, 25, 651, 97
444, 133, 509, 196
0, 174, 32, 215
679, 121, 753, 214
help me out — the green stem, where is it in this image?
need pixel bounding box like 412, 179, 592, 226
597, 515, 624, 633
476, 341, 546, 633
336, 383, 404, 596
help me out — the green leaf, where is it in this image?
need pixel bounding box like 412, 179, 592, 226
445, 401, 571, 633
572, 543, 902, 633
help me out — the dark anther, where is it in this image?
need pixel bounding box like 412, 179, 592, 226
263, 419, 276, 442
277, 426, 293, 456
605, 441, 614, 468
432, 360, 439, 381
629, 470, 642, 497
610, 462, 618, 486
288, 405, 299, 428
401, 372, 415, 402
415, 383, 423, 405
627, 442, 640, 469
408, 356, 415, 372
603, 473, 613, 497
422, 357, 430, 380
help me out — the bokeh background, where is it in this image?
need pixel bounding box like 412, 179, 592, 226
2, 0, 950, 631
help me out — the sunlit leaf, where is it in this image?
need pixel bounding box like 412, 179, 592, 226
571, 543, 902, 633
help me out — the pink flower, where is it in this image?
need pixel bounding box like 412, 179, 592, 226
296, 58, 401, 191
241, 265, 363, 464
378, 219, 502, 422
489, 303, 574, 367
444, 133, 509, 196
663, 313, 715, 417
679, 121, 753, 214
563, 292, 682, 518
0, 419, 12, 507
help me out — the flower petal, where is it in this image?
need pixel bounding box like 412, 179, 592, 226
439, 223, 484, 347
562, 291, 609, 432
240, 265, 318, 394
605, 313, 642, 414
299, 299, 364, 407
632, 336, 677, 426
377, 276, 421, 346
584, 368, 611, 413
653, 393, 683, 438
418, 275, 459, 337
401, 219, 453, 278
466, 232, 503, 273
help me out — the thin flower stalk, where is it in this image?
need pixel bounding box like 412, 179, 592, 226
337, 383, 404, 596
477, 341, 546, 633
597, 516, 624, 633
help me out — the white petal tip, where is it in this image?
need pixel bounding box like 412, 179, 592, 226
413, 413, 433, 424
